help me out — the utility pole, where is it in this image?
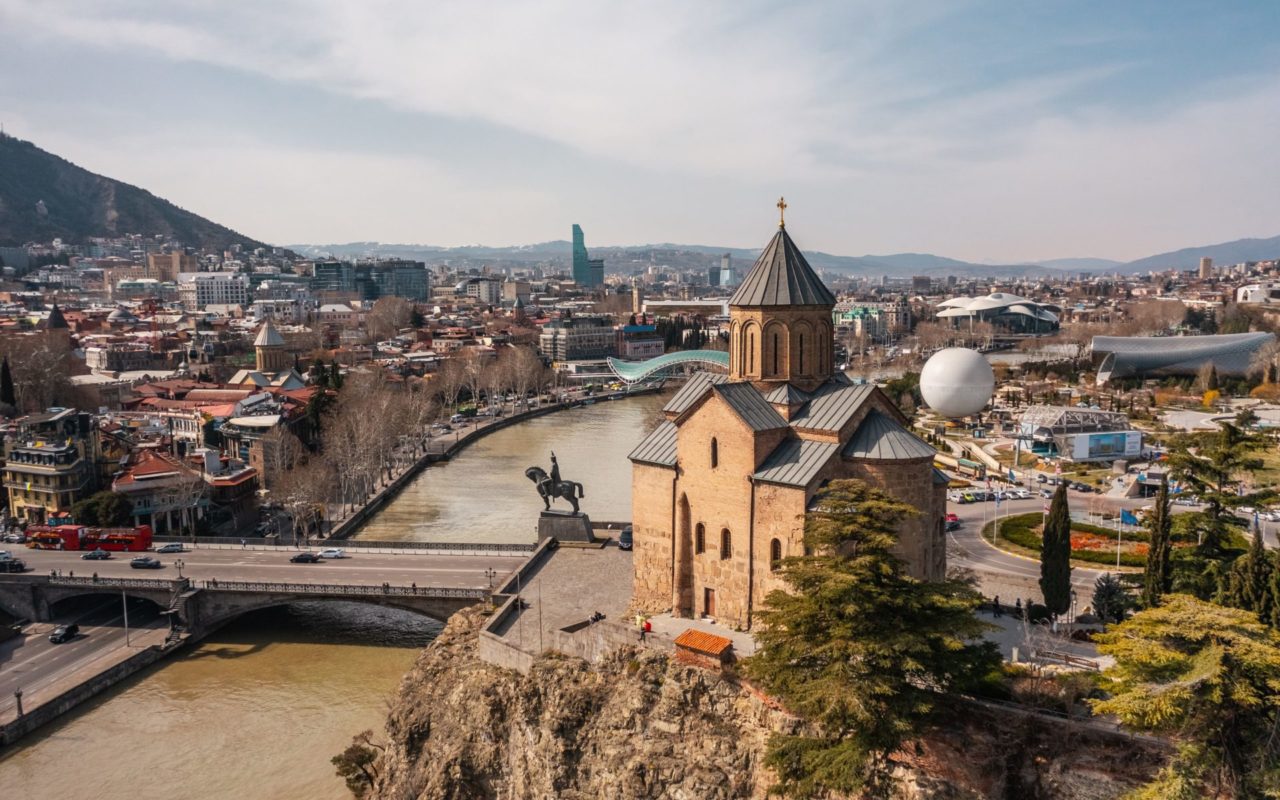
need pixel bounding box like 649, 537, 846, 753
122, 589, 130, 647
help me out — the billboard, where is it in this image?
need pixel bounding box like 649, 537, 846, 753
1070, 430, 1142, 461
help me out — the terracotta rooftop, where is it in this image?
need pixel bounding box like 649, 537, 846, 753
673, 629, 734, 656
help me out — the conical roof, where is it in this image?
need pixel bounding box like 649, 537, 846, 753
254, 319, 285, 347
729, 227, 835, 308
45, 304, 68, 330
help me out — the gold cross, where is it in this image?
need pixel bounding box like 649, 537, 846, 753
777, 196, 787, 227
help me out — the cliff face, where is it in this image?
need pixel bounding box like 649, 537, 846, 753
370, 608, 1159, 800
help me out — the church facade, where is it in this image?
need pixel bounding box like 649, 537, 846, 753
628, 216, 946, 630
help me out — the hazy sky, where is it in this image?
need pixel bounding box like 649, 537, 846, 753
2, 1, 1278, 262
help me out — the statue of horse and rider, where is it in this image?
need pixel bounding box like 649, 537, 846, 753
525, 451, 585, 514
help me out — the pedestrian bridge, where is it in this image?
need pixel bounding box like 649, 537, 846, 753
606, 350, 729, 384
0, 574, 490, 634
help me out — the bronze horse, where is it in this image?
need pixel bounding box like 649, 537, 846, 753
525, 466, 584, 514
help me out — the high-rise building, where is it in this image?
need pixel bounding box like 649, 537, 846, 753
571, 224, 604, 287
718, 253, 737, 287
1199, 257, 1214, 280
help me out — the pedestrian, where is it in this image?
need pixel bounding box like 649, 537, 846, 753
1014, 598, 1023, 617
993, 595, 1002, 618
241, 538, 246, 549
643, 618, 652, 639
411, 582, 417, 594
637, 614, 647, 643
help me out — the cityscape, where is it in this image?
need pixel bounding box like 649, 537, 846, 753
2, 3, 1280, 800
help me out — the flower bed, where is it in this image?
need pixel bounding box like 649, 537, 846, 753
986, 512, 1147, 567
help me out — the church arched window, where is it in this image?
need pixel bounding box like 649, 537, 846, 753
770, 538, 782, 570
710, 437, 718, 468
720, 528, 731, 560
748, 331, 755, 373
695, 523, 705, 554
772, 333, 779, 375
798, 334, 805, 374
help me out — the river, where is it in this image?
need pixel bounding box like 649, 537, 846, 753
0, 392, 668, 799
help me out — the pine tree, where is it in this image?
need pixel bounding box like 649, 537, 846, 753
1207, 364, 1219, 391
1242, 525, 1274, 621
1141, 476, 1174, 607
1091, 595, 1280, 798
745, 479, 998, 798
1039, 483, 1073, 618
1167, 422, 1274, 555
1092, 573, 1131, 624
0, 356, 14, 408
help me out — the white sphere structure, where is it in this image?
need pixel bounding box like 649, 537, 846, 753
919, 347, 995, 418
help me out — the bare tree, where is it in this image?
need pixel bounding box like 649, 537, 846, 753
366, 297, 413, 343
433, 357, 465, 412
260, 427, 306, 489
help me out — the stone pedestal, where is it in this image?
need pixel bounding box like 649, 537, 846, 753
538, 510, 593, 543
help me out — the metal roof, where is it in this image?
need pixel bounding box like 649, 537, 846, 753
764, 383, 810, 407
842, 409, 935, 461
254, 320, 285, 347
788, 381, 874, 432
713, 383, 788, 431
628, 420, 678, 467
753, 437, 839, 487
729, 227, 835, 308
1092, 332, 1275, 382
662, 372, 729, 415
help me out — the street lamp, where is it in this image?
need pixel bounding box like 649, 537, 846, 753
175, 559, 185, 579
484, 568, 497, 589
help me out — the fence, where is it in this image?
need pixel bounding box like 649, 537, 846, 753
197, 579, 488, 599
152, 535, 536, 555
48, 575, 183, 591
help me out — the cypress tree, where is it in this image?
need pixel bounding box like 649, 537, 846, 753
1039, 483, 1073, 619
1207, 364, 1219, 391
1140, 476, 1173, 607
0, 356, 14, 407
1243, 525, 1274, 621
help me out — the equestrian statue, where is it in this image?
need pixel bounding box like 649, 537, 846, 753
525, 451, 585, 514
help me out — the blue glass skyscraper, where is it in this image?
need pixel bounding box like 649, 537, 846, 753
571, 224, 603, 287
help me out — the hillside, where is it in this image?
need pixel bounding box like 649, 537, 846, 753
0, 134, 271, 251
1121, 233, 1280, 272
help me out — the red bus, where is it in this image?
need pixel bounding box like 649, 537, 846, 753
26, 524, 153, 552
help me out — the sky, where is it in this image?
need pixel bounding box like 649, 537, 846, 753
1, 1, 1278, 263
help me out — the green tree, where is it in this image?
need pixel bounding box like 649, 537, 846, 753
1039, 483, 1073, 619
331, 729, 383, 798
1091, 572, 1131, 624
1166, 422, 1272, 555
72, 490, 133, 527
744, 480, 999, 798
1220, 525, 1275, 622
1141, 476, 1174, 607
1207, 364, 1219, 391
1091, 595, 1280, 799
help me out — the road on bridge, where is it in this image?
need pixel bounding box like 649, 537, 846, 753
0, 596, 166, 721
12, 547, 527, 590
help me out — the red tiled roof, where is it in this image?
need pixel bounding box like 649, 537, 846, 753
673, 629, 734, 656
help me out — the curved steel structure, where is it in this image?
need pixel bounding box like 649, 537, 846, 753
1092, 332, 1275, 384
607, 350, 730, 383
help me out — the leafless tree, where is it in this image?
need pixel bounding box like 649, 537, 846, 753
260, 426, 306, 489
366, 297, 414, 343
433, 357, 465, 412
0, 333, 75, 412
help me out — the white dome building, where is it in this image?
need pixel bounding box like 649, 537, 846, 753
934, 292, 1059, 334
919, 347, 995, 418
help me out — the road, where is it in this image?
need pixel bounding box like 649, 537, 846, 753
10, 547, 527, 590
0, 596, 165, 717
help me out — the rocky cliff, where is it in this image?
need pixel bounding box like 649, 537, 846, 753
369, 607, 1160, 800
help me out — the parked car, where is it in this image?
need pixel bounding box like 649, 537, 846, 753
0, 550, 10, 561
618, 526, 633, 551
1014, 489, 1032, 500
1036, 474, 1047, 483
81, 549, 111, 560
290, 552, 322, 564
2, 532, 25, 543
945, 520, 961, 532
156, 543, 185, 554
1040, 489, 1053, 498
318, 548, 347, 559
0, 558, 27, 573
130, 556, 163, 569
49, 623, 80, 644
945, 513, 960, 523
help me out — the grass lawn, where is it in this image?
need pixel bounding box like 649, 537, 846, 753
982, 512, 1146, 571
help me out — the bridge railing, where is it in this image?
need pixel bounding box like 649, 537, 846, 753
197, 580, 488, 599
152, 535, 537, 555
48, 576, 183, 591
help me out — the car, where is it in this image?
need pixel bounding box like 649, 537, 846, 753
945, 513, 960, 523
290, 552, 322, 564
618, 526, 633, 551
961, 493, 976, 503
318, 548, 347, 559
1040, 489, 1053, 498
130, 556, 163, 569
0, 558, 27, 573
2, 532, 25, 543
1036, 474, 1047, 483
49, 623, 80, 644
81, 549, 111, 560
0, 550, 10, 561
156, 543, 185, 554
945, 520, 961, 531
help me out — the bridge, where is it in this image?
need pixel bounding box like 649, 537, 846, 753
606, 350, 729, 384
0, 544, 528, 633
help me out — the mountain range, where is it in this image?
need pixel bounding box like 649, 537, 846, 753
0, 133, 270, 251
2, 134, 1276, 276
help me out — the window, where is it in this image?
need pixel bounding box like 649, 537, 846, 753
748, 332, 755, 373
798, 334, 805, 374
770, 538, 782, 570
720, 528, 732, 560
695, 523, 705, 554
710, 437, 718, 468
772, 333, 779, 375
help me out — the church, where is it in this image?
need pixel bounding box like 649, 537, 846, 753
628, 207, 946, 630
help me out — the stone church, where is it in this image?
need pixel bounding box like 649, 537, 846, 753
628, 216, 946, 630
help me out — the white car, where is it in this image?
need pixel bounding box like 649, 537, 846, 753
317, 548, 347, 559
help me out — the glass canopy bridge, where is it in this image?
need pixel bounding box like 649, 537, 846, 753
606, 350, 730, 384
